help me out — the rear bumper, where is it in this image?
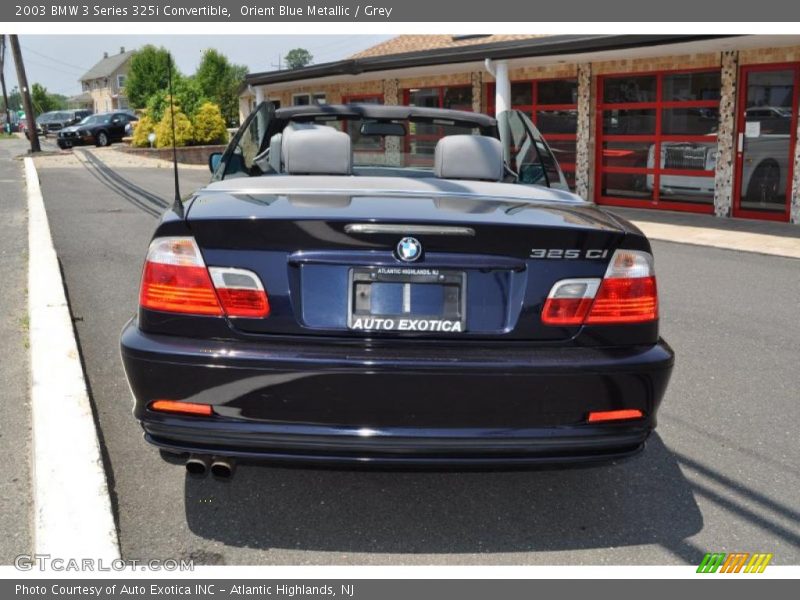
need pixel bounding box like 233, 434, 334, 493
121, 321, 674, 467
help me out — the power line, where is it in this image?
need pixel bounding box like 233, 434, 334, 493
20, 44, 90, 73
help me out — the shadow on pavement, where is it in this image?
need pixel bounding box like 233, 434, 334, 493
182, 435, 703, 557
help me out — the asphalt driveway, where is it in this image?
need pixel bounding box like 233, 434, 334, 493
32, 148, 800, 565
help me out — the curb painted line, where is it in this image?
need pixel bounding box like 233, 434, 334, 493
630, 220, 800, 260
25, 157, 120, 560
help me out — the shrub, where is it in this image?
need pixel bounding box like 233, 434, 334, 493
154, 107, 193, 148
192, 102, 228, 145
131, 115, 156, 148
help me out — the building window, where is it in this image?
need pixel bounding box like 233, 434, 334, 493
293, 93, 326, 106
488, 78, 578, 190
117, 75, 126, 89
596, 69, 721, 212
403, 85, 473, 164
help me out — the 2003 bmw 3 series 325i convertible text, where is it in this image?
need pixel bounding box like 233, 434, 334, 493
120, 103, 674, 476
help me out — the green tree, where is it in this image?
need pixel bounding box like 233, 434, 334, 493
195, 49, 247, 126
192, 102, 228, 145
284, 48, 313, 70
146, 77, 206, 121
31, 83, 66, 113
1, 86, 23, 114
126, 45, 177, 109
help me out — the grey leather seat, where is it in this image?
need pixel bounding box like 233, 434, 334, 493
282, 125, 352, 175
434, 135, 504, 182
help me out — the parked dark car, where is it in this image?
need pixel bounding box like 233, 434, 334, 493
120, 103, 673, 477
57, 111, 137, 149
47, 108, 93, 132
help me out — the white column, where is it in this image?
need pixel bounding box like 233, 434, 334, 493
494, 60, 510, 115
254, 86, 265, 105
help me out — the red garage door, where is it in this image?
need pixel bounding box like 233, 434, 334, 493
595, 69, 721, 213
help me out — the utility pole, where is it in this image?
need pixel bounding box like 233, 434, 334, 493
9, 34, 40, 152
0, 36, 13, 133
271, 54, 283, 71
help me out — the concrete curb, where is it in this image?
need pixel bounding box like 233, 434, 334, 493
630, 220, 800, 260
25, 157, 120, 560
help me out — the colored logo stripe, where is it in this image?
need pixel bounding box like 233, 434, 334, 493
697, 552, 773, 573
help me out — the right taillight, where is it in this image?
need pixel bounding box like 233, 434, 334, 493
542, 249, 658, 326
139, 237, 270, 318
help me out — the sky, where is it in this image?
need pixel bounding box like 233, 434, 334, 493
4, 35, 393, 97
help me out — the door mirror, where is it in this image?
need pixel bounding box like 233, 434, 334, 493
208, 152, 223, 173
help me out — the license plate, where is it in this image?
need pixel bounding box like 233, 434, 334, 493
348, 267, 466, 333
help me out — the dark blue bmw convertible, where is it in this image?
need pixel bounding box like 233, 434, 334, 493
120, 103, 673, 477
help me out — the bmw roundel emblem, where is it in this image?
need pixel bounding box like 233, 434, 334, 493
396, 237, 422, 262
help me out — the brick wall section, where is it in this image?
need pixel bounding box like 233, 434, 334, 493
740, 47, 800, 65
483, 64, 578, 82
575, 63, 592, 201
714, 51, 738, 218
471, 71, 484, 113
383, 79, 402, 165
592, 52, 721, 75
398, 73, 472, 89
118, 144, 226, 165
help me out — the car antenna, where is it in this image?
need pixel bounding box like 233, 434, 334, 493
167, 51, 183, 217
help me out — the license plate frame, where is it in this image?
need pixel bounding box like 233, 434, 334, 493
347, 266, 467, 333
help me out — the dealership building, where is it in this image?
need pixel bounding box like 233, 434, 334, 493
240, 34, 800, 224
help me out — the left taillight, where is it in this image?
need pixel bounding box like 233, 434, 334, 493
139, 237, 269, 318
542, 249, 658, 326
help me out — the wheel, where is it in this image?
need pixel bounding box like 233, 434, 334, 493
95, 131, 109, 147
747, 161, 781, 205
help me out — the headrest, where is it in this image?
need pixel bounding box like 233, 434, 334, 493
282, 125, 352, 175
434, 135, 504, 182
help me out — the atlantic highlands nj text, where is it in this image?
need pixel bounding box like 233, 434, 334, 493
14, 3, 395, 19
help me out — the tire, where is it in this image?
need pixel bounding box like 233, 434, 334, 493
746, 161, 781, 205
95, 131, 109, 147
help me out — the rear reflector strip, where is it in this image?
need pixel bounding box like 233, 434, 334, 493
587, 409, 644, 423
149, 400, 214, 416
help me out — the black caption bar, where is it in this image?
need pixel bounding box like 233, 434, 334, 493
4, 0, 800, 21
